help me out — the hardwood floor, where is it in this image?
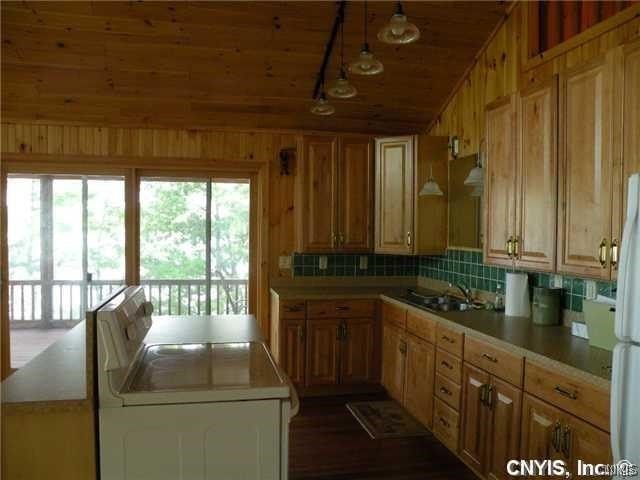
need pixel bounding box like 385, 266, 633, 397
289, 394, 477, 480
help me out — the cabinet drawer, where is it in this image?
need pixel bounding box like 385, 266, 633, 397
307, 299, 375, 319
433, 398, 460, 453
436, 324, 464, 357
464, 336, 524, 387
435, 373, 461, 411
382, 301, 406, 329
524, 361, 610, 432
280, 300, 306, 319
436, 348, 462, 384
406, 310, 436, 344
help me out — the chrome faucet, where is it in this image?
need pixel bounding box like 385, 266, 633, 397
449, 282, 473, 304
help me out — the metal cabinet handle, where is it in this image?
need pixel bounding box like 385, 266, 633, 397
299, 328, 305, 341
551, 422, 561, 452
440, 360, 452, 369
506, 236, 514, 258
339, 233, 345, 245
513, 236, 520, 259
554, 385, 578, 400
486, 385, 494, 409
439, 386, 452, 396
599, 238, 608, 268
482, 353, 498, 363
562, 426, 571, 458
399, 340, 407, 355
441, 335, 455, 344
407, 231, 412, 246
480, 384, 488, 405
438, 416, 450, 428
335, 306, 350, 311
342, 323, 348, 340
611, 239, 619, 269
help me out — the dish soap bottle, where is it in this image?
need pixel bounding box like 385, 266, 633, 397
494, 283, 505, 312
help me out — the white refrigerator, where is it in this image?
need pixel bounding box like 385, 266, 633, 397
612, 172, 640, 465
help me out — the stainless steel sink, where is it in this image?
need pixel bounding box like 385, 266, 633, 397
400, 290, 473, 312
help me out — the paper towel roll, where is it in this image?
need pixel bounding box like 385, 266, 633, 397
505, 272, 530, 317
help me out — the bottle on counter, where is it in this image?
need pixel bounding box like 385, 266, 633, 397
494, 283, 505, 311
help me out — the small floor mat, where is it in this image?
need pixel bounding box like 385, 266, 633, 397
346, 400, 429, 439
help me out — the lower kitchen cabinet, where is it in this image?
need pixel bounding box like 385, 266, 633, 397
280, 318, 306, 387
460, 362, 523, 479
521, 393, 611, 480
306, 318, 342, 386
486, 377, 522, 480
381, 321, 406, 403
340, 317, 376, 384
404, 334, 435, 428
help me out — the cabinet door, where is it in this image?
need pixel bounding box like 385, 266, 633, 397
299, 136, 338, 252
460, 363, 491, 473
381, 322, 406, 403
280, 319, 306, 387
484, 95, 518, 267
516, 78, 558, 272
566, 415, 612, 479
339, 137, 373, 252
404, 334, 435, 428
613, 40, 640, 279
340, 318, 375, 384
557, 54, 614, 278
520, 394, 564, 466
375, 136, 414, 254
306, 318, 340, 386
486, 377, 523, 480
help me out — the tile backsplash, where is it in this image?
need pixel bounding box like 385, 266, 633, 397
292, 249, 617, 313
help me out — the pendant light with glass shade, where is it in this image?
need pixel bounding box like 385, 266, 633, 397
378, 2, 420, 44
464, 145, 485, 187
349, 1, 384, 76
419, 164, 444, 196
328, 12, 357, 99
310, 86, 335, 116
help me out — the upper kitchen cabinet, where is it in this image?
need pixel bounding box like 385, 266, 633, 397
375, 135, 448, 256
484, 95, 518, 268
557, 53, 616, 279
484, 79, 558, 273
296, 135, 373, 253
515, 77, 559, 272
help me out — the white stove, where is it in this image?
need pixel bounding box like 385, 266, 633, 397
96, 286, 297, 480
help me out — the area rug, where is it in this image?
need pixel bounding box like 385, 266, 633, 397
346, 401, 429, 439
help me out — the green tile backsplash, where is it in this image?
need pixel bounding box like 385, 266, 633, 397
291, 249, 616, 313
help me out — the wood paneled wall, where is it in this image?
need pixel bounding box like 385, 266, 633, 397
428, 3, 640, 157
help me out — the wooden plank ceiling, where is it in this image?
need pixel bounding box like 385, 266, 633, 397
1, 1, 506, 134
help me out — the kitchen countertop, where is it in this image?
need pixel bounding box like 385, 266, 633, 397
2, 314, 274, 406
271, 285, 613, 388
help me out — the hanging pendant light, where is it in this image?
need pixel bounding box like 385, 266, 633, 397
378, 2, 420, 45
349, 1, 384, 76
419, 164, 444, 196
464, 152, 484, 186
328, 14, 357, 98
310, 91, 335, 116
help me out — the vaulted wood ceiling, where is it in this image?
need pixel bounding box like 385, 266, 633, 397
1, 1, 507, 134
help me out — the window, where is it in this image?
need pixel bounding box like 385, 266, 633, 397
139, 178, 250, 315
7, 175, 125, 368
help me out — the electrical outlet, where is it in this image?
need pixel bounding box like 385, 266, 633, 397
359, 256, 368, 270
319, 256, 328, 270
553, 274, 563, 288
278, 255, 292, 270
585, 280, 597, 300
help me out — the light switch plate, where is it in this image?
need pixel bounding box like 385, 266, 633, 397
319, 256, 328, 270
571, 321, 589, 339
278, 255, 292, 270
359, 256, 368, 270
585, 280, 597, 300
553, 274, 563, 288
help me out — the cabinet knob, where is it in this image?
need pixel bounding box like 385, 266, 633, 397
407, 231, 412, 247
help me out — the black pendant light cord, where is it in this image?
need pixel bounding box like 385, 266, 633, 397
312, 1, 346, 100
363, 0, 368, 49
